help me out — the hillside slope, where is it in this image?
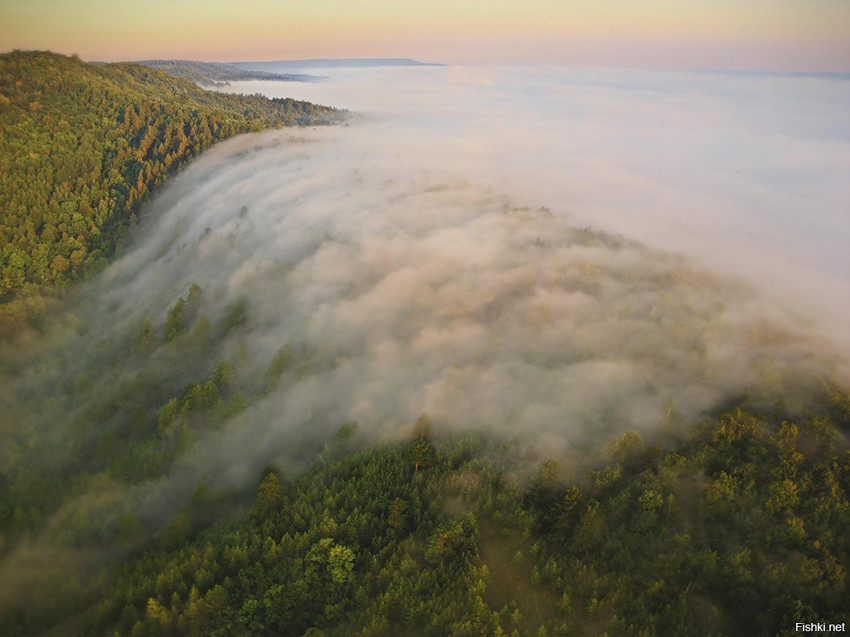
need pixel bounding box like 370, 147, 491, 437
0, 50, 342, 318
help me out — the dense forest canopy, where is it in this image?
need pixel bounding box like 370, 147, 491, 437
85, 400, 850, 637
0, 50, 342, 324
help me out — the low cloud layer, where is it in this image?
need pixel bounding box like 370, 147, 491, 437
94, 126, 844, 481
4, 65, 849, 524
222, 66, 850, 347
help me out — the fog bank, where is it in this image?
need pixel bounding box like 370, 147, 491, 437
89, 118, 845, 492
221, 66, 850, 352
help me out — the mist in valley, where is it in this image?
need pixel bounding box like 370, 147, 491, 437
107, 64, 850, 463
1, 65, 849, 610
223, 65, 850, 343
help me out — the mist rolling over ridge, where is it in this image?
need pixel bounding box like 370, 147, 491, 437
218, 65, 850, 348
2, 64, 847, 517
62, 61, 850, 485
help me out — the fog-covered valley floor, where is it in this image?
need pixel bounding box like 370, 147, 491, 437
221, 65, 850, 346
96, 115, 848, 463
157, 65, 850, 459
8, 64, 850, 493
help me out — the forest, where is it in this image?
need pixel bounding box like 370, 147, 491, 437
0, 51, 848, 637
84, 396, 850, 637
0, 51, 342, 331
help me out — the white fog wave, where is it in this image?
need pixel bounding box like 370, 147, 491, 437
84, 65, 848, 486
7, 64, 844, 495
221, 65, 850, 350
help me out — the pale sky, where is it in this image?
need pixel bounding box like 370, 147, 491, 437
1, 0, 849, 71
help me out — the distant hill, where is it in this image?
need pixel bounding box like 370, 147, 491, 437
233, 57, 445, 73
0, 50, 343, 319
136, 59, 324, 86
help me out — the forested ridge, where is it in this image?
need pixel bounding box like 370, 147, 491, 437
136, 60, 321, 86
0, 50, 342, 322
73, 399, 850, 636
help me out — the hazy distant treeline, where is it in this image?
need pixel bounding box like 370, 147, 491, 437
137, 59, 322, 86
0, 50, 342, 323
